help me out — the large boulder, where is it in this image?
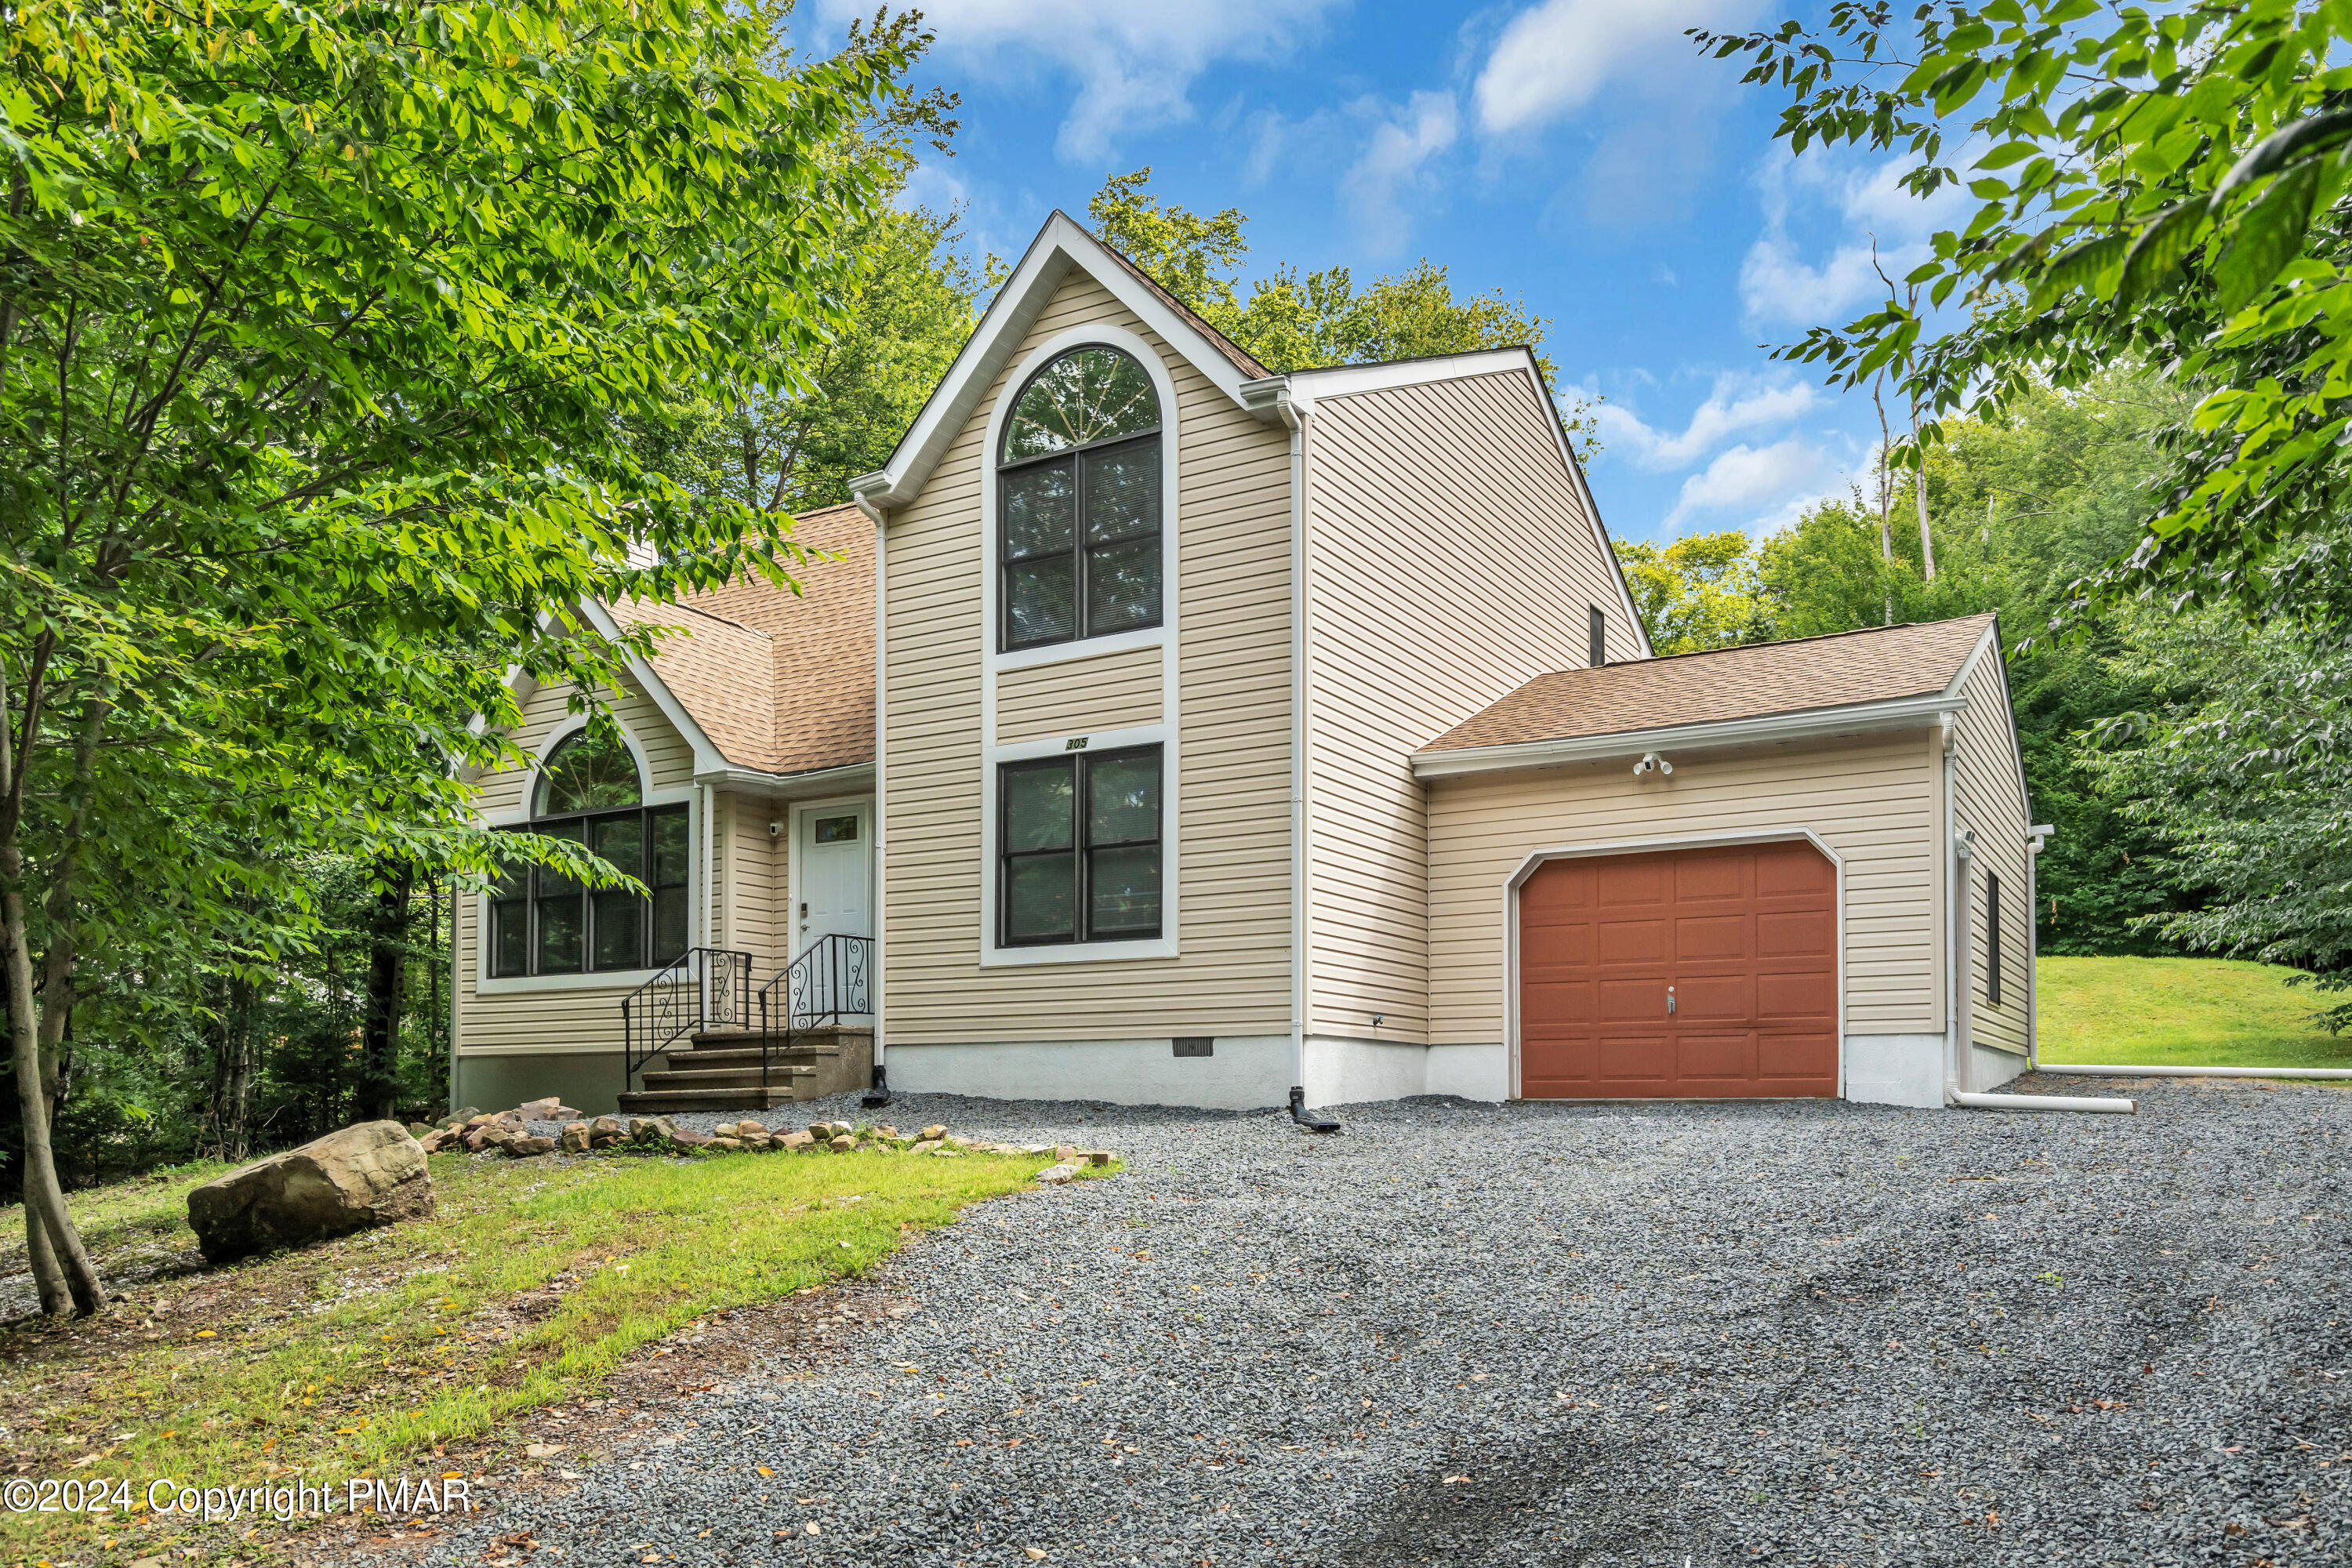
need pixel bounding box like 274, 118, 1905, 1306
187, 1121, 434, 1262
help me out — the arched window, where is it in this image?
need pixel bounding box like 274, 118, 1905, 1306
997, 346, 1162, 651
488, 722, 689, 978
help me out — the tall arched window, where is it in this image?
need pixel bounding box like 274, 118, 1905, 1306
488, 722, 689, 978
997, 345, 1162, 651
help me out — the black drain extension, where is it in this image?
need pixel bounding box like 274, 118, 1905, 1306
1289, 1084, 1341, 1133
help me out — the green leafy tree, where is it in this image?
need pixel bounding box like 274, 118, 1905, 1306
1721, 374, 2198, 953
1087, 169, 1602, 458
1702, 0, 2352, 626
1616, 532, 1778, 653
2089, 605, 2352, 1025
0, 0, 917, 1313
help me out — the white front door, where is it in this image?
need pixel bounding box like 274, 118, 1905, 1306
794, 801, 872, 954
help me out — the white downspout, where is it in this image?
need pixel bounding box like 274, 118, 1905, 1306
1279, 390, 1310, 1105
1944, 724, 2133, 1114
858, 494, 888, 1093
2026, 824, 2049, 1069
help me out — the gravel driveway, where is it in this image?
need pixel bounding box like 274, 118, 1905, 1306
421, 1078, 2348, 1567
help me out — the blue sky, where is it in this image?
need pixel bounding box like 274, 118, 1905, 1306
811, 0, 1959, 547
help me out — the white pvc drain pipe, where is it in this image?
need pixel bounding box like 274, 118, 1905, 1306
1952, 1088, 2136, 1114
2036, 1063, 2352, 1082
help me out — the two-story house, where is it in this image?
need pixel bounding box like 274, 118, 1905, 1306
448, 212, 2040, 1120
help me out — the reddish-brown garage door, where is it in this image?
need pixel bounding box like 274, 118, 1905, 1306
1518, 840, 1838, 1098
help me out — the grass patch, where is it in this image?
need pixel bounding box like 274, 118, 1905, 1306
0, 1143, 1071, 1558
2037, 955, 2352, 1069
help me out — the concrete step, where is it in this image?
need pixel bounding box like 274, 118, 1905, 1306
666, 1046, 837, 1073
640, 1064, 815, 1091
617, 1086, 801, 1114
690, 1025, 874, 1053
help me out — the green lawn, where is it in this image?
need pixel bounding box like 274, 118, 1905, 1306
2036, 955, 2352, 1069
0, 1140, 1091, 1560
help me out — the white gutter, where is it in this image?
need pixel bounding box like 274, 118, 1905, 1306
691, 760, 876, 799
1410, 692, 1969, 780
1943, 724, 2133, 1115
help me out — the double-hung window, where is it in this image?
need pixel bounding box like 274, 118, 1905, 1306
488, 724, 689, 978
999, 746, 1163, 946
998, 346, 1162, 651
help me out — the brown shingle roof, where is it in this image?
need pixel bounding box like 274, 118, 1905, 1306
1419, 614, 1995, 754
616, 504, 876, 777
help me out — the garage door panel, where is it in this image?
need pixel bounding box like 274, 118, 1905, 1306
1674, 973, 1751, 1021
1755, 843, 1835, 898
1597, 917, 1669, 965
1522, 978, 1597, 1027
1674, 852, 1748, 903
1595, 1032, 1673, 1082
1594, 858, 1667, 907
1674, 913, 1751, 963
1676, 1031, 1755, 1080
1519, 861, 1593, 916
1756, 969, 1836, 1023
1522, 918, 1595, 971
1756, 909, 1833, 960
1519, 840, 1838, 1101
1756, 1030, 1838, 1084
1597, 977, 1668, 1023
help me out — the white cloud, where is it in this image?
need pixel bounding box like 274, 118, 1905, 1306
1593, 372, 1818, 472
1339, 92, 1460, 254
833, 0, 1341, 162
1472, 0, 1759, 138
1664, 438, 1830, 529
1737, 151, 1972, 329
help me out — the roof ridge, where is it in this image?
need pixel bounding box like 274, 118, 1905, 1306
642, 599, 772, 641
1601, 611, 1994, 671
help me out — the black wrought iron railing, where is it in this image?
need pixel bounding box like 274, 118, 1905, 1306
755, 934, 874, 1090
622, 946, 753, 1094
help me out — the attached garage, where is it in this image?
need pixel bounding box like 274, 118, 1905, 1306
1517, 839, 1838, 1098
1414, 614, 2042, 1109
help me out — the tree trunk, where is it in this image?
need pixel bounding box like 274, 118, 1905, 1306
0, 677, 109, 1315
1911, 405, 1936, 583
210, 969, 256, 1161
426, 874, 446, 1114
358, 859, 413, 1122
1872, 376, 1896, 627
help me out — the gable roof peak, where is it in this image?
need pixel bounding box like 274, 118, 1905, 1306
851, 209, 1285, 510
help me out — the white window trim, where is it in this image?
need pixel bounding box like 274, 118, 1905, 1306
474, 710, 700, 993
1498, 827, 1847, 1102
977, 325, 1181, 969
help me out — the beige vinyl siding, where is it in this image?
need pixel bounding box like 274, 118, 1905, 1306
716, 790, 787, 979
456, 670, 698, 1061
472, 671, 694, 817
1951, 643, 2032, 1055
882, 268, 1294, 1040
1301, 371, 1644, 1044
1425, 732, 1942, 1046
996, 644, 1163, 743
